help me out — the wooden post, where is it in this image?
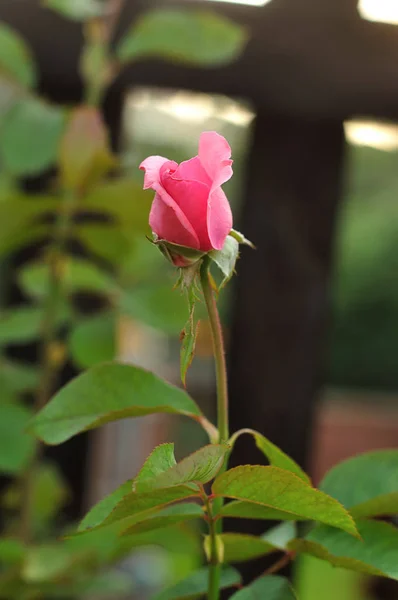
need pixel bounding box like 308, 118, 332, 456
227, 110, 346, 581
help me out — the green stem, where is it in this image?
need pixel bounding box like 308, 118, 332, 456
208, 562, 220, 600
84, 0, 126, 107
200, 258, 229, 600
19, 191, 76, 544
200, 258, 229, 443
205, 496, 221, 600
200, 488, 221, 600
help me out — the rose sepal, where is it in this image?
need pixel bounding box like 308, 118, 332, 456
152, 235, 207, 268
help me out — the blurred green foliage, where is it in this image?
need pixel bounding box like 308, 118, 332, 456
295, 554, 371, 600
1, 1, 397, 598
117, 9, 247, 67
0, 2, 247, 598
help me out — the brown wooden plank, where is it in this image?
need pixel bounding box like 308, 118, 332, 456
2, 0, 398, 118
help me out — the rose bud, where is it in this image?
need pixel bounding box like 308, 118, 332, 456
140, 131, 233, 267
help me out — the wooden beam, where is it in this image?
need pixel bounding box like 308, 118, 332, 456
2, 0, 398, 119
122, 0, 398, 119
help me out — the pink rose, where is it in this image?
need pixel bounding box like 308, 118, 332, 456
140, 131, 233, 257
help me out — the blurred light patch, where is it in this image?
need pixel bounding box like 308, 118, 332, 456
359, 0, 398, 24
159, 93, 215, 123
201, 0, 271, 6
127, 88, 255, 135
344, 120, 398, 151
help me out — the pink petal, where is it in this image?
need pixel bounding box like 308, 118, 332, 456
173, 156, 211, 187
149, 184, 200, 249
207, 187, 233, 250
198, 131, 233, 190
161, 172, 212, 251
140, 156, 177, 190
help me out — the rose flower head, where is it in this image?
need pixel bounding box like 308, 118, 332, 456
140, 131, 233, 267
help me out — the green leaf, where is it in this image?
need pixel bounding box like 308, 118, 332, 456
134, 443, 177, 490
0, 389, 15, 406
230, 576, 298, 600
117, 9, 247, 68
119, 284, 186, 334
0, 401, 34, 474
74, 223, 131, 264
229, 229, 255, 249
0, 306, 43, 345
84, 178, 151, 233
43, 0, 105, 21
0, 360, 39, 395
69, 523, 201, 580
0, 98, 66, 175
262, 522, 297, 550
0, 305, 69, 345
209, 235, 239, 288
134, 445, 228, 493
0, 78, 20, 129
0, 23, 37, 88
80, 31, 109, 96
121, 502, 204, 535
295, 553, 363, 600
0, 222, 48, 260
0, 539, 25, 566
30, 463, 69, 525
69, 313, 116, 368
155, 239, 206, 268
212, 466, 358, 537
59, 106, 115, 192
69, 570, 133, 598
22, 544, 77, 583
19, 257, 115, 299
254, 433, 310, 484
290, 520, 398, 580
208, 533, 277, 564
231, 429, 310, 483
3, 462, 69, 529
97, 486, 200, 531
119, 237, 166, 283
121, 523, 201, 558
219, 500, 306, 522
180, 284, 199, 386
30, 362, 203, 444
78, 479, 133, 532
0, 195, 56, 259
180, 319, 199, 386
74, 521, 200, 567
153, 565, 241, 600
64, 524, 121, 565
320, 449, 398, 518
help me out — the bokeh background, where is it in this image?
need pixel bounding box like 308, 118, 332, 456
0, 0, 397, 599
